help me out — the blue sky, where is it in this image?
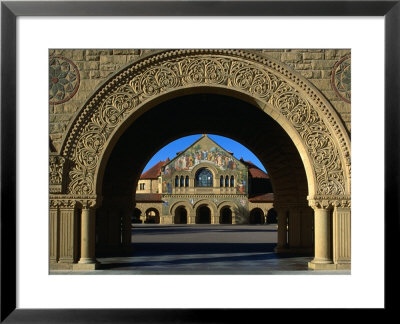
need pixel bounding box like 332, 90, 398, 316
142, 134, 267, 173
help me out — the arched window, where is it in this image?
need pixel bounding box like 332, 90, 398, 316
225, 175, 229, 187
180, 175, 184, 187
175, 176, 179, 187
185, 176, 189, 187
220, 175, 223, 187
195, 168, 213, 187
230, 175, 234, 187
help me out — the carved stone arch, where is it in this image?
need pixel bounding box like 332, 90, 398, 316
59, 49, 351, 202
217, 200, 238, 213
169, 200, 193, 216
193, 199, 218, 215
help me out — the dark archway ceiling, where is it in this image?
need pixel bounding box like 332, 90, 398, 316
102, 93, 308, 206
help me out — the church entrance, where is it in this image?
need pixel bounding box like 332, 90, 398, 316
174, 206, 188, 224
196, 206, 211, 224
220, 207, 232, 224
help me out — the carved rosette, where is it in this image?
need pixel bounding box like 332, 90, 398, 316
61, 50, 350, 198
49, 155, 66, 193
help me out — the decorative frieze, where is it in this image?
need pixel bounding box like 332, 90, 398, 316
59, 50, 350, 200
49, 155, 66, 193
308, 195, 351, 209
49, 194, 101, 209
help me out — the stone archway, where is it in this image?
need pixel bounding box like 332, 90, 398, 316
220, 206, 233, 224
174, 206, 188, 224
50, 49, 351, 270
196, 205, 211, 224
250, 208, 265, 224
144, 208, 160, 224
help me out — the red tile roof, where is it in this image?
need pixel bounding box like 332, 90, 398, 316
248, 193, 274, 202
140, 160, 167, 179
135, 193, 162, 202
242, 160, 269, 179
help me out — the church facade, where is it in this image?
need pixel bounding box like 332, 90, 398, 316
135, 135, 275, 225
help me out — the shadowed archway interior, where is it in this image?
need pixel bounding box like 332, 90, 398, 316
96, 93, 309, 250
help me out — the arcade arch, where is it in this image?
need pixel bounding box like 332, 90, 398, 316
196, 205, 212, 224
144, 208, 160, 224
49, 49, 351, 271
174, 206, 188, 224
219, 206, 233, 224
250, 208, 265, 224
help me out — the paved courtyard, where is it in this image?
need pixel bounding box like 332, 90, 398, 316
53, 224, 350, 275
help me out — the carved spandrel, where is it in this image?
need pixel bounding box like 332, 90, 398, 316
60, 50, 349, 198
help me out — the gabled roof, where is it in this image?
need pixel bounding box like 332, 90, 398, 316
242, 160, 269, 179
162, 134, 246, 171
140, 160, 167, 179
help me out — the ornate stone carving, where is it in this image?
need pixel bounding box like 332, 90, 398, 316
61, 50, 350, 198
50, 195, 101, 209
308, 196, 351, 209
331, 55, 351, 103
49, 56, 80, 105
49, 155, 66, 193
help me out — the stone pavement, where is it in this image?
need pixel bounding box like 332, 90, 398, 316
52, 224, 350, 275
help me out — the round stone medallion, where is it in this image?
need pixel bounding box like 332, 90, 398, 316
49, 56, 80, 105
331, 55, 351, 103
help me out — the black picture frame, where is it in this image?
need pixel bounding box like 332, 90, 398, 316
1, 0, 398, 322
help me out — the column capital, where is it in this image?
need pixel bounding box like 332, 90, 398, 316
50, 194, 102, 209
49, 198, 77, 209
307, 195, 351, 209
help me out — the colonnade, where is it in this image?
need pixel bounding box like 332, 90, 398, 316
49, 196, 351, 270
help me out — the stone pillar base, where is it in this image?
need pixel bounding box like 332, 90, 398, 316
73, 262, 100, 270
78, 257, 97, 264
50, 263, 74, 270
308, 261, 351, 270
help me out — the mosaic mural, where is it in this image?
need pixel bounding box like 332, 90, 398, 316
161, 136, 248, 196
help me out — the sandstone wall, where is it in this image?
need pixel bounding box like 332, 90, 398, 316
49, 49, 351, 153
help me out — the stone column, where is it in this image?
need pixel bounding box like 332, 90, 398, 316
264, 207, 271, 224
332, 201, 351, 269
308, 202, 334, 269
75, 200, 99, 270
49, 203, 59, 264
78, 208, 96, 263
56, 200, 79, 268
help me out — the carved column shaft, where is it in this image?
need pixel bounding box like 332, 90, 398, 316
78, 207, 96, 264
58, 206, 78, 264
333, 206, 351, 264
49, 207, 59, 263
311, 207, 332, 264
